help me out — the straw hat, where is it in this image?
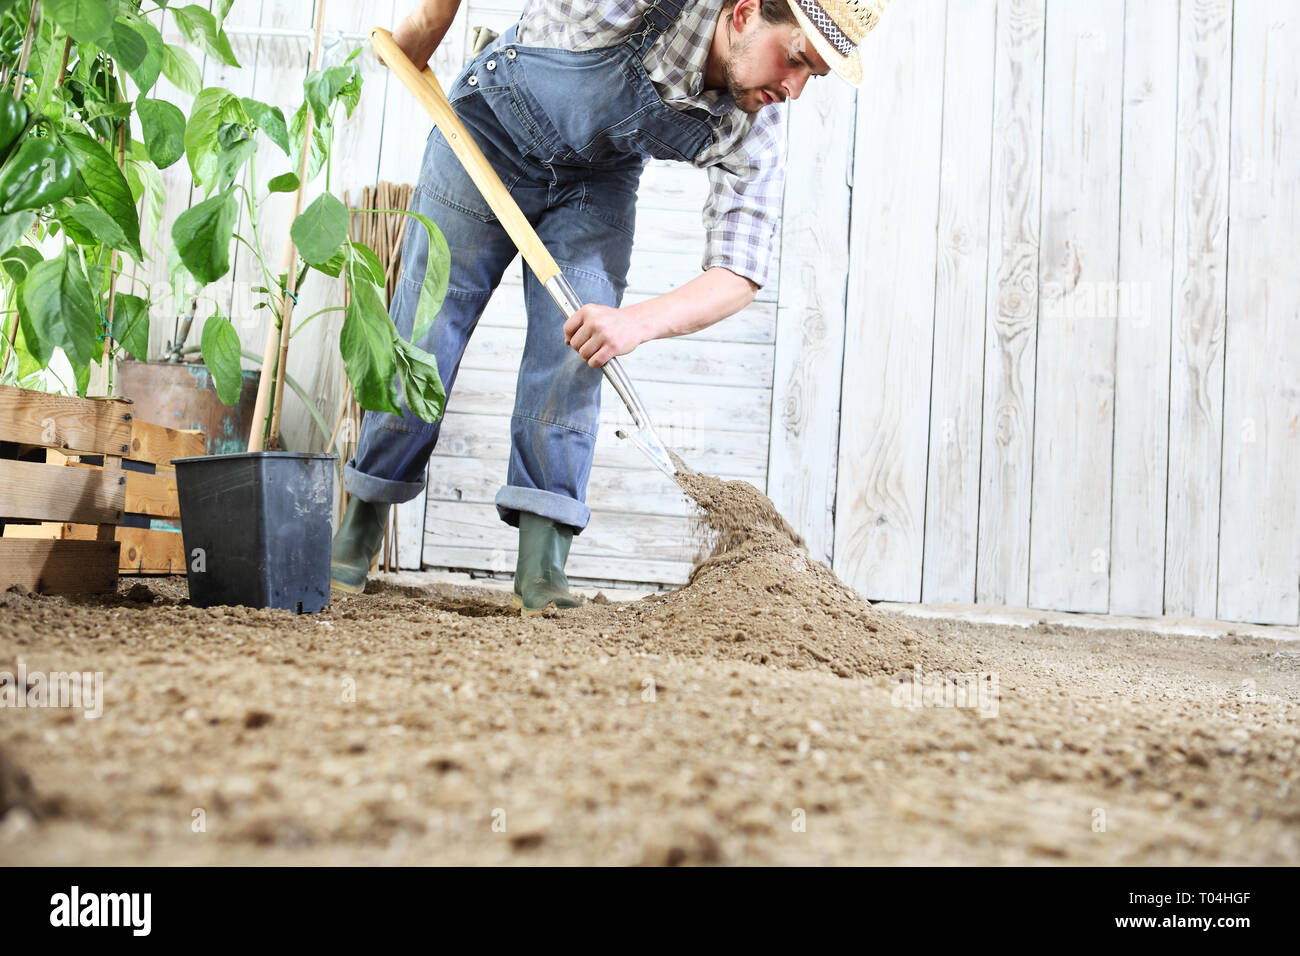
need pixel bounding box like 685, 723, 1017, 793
782, 0, 890, 87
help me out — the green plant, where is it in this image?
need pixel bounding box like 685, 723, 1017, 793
0, 0, 449, 440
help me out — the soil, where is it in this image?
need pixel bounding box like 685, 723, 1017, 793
0, 475, 1297, 865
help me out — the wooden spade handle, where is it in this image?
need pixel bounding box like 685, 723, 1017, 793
370, 27, 562, 286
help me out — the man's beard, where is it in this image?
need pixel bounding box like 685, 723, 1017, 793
721, 27, 765, 113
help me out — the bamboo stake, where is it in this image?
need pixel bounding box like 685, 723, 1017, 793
12, 1, 39, 99
1, 3, 37, 376
250, 0, 327, 452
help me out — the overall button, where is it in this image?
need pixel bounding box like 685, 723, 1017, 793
505, 48, 517, 59
486, 59, 496, 70
467, 75, 478, 86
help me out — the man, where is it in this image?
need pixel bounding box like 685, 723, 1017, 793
331, 0, 884, 610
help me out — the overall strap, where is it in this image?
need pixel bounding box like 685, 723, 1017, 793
633, 0, 696, 58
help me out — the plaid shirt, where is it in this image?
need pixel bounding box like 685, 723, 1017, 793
517, 0, 786, 288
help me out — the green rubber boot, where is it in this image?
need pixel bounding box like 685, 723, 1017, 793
330, 497, 391, 594
513, 512, 583, 615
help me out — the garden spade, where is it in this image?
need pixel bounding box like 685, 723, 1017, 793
370, 28, 683, 480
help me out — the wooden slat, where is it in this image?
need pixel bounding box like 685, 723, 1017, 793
424, 543, 690, 587
423, 500, 700, 565
477, 279, 777, 344
128, 420, 205, 466
446, 369, 771, 435
425, 454, 740, 519
124, 469, 180, 518
920, 0, 997, 602
767, 73, 855, 564
974, 0, 1046, 606
64, 524, 185, 574
833, 0, 947, 602
1028, 0, 1125, 613
1109, 0, 1179, 616
0, 539, 119, 594
0, 458, 126, 524
63, 461, 179, 518
1164, 0, 1232, 618
432, 411, 769, 477
0, 385, 133, 455
1216, 0, 1300, 625
1, 522, 65, 539
457, 324, 773, 388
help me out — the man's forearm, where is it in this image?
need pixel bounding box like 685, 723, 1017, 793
393, 0, 463, 68
412, 0, 461, 31
627, 266, 759, 341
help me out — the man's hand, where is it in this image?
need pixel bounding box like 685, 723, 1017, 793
563, 304, 649, 368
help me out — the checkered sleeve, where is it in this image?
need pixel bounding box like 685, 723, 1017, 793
699, 109, 787, 289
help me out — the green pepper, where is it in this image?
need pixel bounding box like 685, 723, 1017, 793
0, 138, 76, 213
0, 98, 28, 162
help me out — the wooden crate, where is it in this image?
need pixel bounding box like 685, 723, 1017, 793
0, 384, 132, 594
53, 421, 204, 575
0, 385, 208, 585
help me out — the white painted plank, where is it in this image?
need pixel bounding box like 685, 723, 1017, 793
833, 0, 946, 602
425, 544, 690, 586
974, 0, 1046, 607
432, 412, 770, 477
478, 279, 776, 344
1109, 0, 1179, 616
1028, 0, 1124, 613
767, 74, 855, 564
1217, 0, 1300, 625
1164, 0, 1232, 618
920, 0, 996, 603
443, 369, 769, 434
423, 500, 701, 565
456, 325, 773, 388
425, 455, 736, 519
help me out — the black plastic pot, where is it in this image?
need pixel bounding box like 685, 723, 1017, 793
172, 452, 337, 613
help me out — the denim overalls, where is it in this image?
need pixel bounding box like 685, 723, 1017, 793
343, 0, 717, 533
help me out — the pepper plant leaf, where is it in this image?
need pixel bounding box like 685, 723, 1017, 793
172, 187, 238, 285
42, 0, 117, 44
18, 250, 99, 369
161, 43, 202, 96
291, 192, 349, 267
60, 132, 143, 261
340, 267, 401, 415
58, 202, 133, 259
239, 98, 290, 156
171, 4, 240, 68
110, 292, 150, 361
112, 13, 165, 94
137, 96, 187, 169
399, 210, 451, 344
392, 336, 446, 424
0, 210, 34, 256
200, 312, 243, 405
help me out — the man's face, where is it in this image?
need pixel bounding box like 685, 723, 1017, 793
722, 13, 831, 113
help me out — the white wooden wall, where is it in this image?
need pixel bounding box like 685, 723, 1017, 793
811, 0, 1300, 626
132, 1, 1300, 625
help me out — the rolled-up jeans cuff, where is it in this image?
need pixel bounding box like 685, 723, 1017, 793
343, 461, 426, 505
494, 486, 591, 534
